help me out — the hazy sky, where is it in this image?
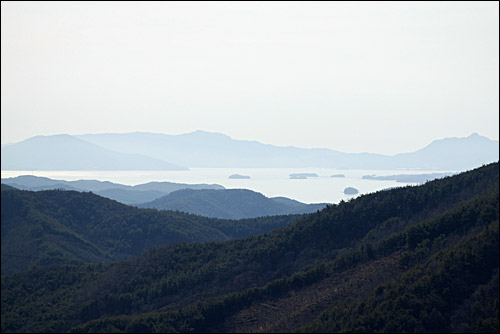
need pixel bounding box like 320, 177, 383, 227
2, 1, 498, 155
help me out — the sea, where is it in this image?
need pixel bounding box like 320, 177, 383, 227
1, 168, 457, 204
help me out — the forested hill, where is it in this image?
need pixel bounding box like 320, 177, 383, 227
138, 188, 327, 219
1, 163, 498, 333
0, 189, 301, 275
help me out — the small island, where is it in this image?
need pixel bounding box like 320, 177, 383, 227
289, 173, 319, 179
331, 174, 345, 178
344, 187, 359, 195
228, 174, 251, 179
362, 173, 454, 183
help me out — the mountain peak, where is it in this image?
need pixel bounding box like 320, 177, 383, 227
466, 132, 489, 141
182, 130, 232, 140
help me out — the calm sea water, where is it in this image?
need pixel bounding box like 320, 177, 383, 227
1, 168, 455, 204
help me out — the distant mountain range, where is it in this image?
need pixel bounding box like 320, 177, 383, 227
1, 175, 224, 204
76, 131, 499, 170
2, 131, 498, 170
0, 134, 186, 170
139, 188, 327, 219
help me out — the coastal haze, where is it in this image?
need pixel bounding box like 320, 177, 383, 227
2, 2, 498, 203
2, 3, 499, 333
2, 131, 497, 203
1, 2, 498, 155
0, 167, 455, 204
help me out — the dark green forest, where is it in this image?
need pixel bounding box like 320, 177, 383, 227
1, 190, 301, 274
1, 163, 499, 333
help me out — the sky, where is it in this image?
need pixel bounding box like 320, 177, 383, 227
1, 1, 498, 155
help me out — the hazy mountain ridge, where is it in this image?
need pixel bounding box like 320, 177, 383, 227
138, 188, 328, 219
0, 134, 187, 171
76, 130, 499, 169
2, 131, 497, 170
1, 163, 498, 333
390, 132, 499, 170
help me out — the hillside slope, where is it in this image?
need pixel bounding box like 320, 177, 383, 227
138, 188, 327, 219
1, 189, 301, 275
1, 163, 498, 333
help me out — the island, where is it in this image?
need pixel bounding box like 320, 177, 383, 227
289, 173, 319, 179
228, 174, 251, 179
331, 174, 345, 178
344, 187, 359, 195
362, 172, 454, 183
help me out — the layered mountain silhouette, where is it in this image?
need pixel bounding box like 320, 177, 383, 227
77, 131, 499, 170
2, 131, 498, 170
1, 175, 224, 204
2, 176, 326, 218
138, 188, 327, 219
